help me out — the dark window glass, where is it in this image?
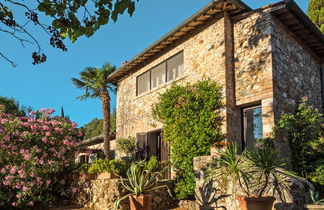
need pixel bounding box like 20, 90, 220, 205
243, 106, 263, 151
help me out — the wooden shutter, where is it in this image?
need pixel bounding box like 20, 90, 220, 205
136, 133, 147, 160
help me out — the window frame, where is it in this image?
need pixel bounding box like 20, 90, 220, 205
136, 51, 184, 96
242, 104, 263, 151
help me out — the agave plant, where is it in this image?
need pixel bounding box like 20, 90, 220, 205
114, 160, 172, 210
205, 143, 251, 196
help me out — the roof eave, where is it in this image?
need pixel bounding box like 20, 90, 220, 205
108, 0, 251, 83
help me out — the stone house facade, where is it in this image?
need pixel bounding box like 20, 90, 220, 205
108, 0, 324, 161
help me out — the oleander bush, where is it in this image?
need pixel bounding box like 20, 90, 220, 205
152, 80, 225, 199
0, 108, 83, 208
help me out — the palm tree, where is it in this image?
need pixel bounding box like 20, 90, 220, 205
72, 63, 116, 159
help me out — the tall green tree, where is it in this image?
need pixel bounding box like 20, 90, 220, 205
0, 96, 30, 117
308, 0, 324, 33
83, 109, 116, 139
72, 63, 116, 158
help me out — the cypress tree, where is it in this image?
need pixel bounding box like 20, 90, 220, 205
308, 0, 324, 33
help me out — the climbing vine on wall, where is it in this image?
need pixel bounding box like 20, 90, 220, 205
152, 80, 225, 199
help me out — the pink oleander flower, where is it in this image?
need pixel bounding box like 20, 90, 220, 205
42, 137, 48, 143
71, 187, 79, 193
28, 201, 34, 206
22, 186, 29, 192
3, 181, 10, 186
60, 180, 65, 185
42, 125, 49, 131
60, 147, 66, 153
10, 166, 18, 174
55, 127, 63, 134
0, 119, 8, 124
45, 131, 51, 136
16, 194, 22, 199
30, 172, 36, 177
71, 122, 78, 128
18, 169, 25, 178
46, 180, 51, 186
1, 168, 6, 173
39, 159, 44, 165
29, 111, 36, 116
11, 202, 18, 207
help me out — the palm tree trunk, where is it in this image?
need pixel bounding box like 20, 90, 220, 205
101, 89, 110, 159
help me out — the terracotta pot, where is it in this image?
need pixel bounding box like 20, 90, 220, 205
304, 204, 324, 210
97, 172, 117, 179
237, 196, 275, 210
129, 194, 153, 210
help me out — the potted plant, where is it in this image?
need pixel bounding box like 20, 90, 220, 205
206, 143, 251, 199
114, 160, 172, 210
206, 142, 300, 210
304, 189, 324, 210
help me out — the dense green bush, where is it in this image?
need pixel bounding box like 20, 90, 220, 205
115, 136, 136, 157
146, 156, 161, 172
152, 80, 225, 199
87, 158, 129, 177
275, 98, 324, 191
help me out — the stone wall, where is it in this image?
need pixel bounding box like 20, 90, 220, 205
233, 10, 276, 139
73, 178, 177, 210
271, 16, 323, 118
270, 12, 323, 163
116, 15, 227, 139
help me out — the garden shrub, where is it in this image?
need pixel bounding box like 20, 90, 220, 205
0, 108, 83, 208
274, 98, 324, 191
87, 158, 129, 177
152, 80, 225, 199
146, 156, 161, 172
115, 136, 136, 157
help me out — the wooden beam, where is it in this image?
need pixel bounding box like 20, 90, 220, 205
188, 21, 204, 27
196, 15, 212, 21
174, 31, 186, 37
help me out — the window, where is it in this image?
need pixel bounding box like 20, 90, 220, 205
137, 71, 150, 95
167, 52, 184, 82
151, 63, 166, 88
243, 106, 263, 151
136, 51, 184, 95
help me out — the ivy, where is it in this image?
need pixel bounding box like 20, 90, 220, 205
152, 80, 225, 199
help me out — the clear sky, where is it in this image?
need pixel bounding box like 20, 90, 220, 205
0, 0, 308, 127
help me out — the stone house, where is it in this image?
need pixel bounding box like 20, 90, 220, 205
108, 0, 324, 161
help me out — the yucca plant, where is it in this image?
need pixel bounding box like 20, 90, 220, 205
205, 143, 251, 196
246, 148, 299, 200
309, 189, 324, 205
114, 160, 172, 210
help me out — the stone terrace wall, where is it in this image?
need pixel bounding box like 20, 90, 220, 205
73, 178, 177, 210
116, 15, 226, 139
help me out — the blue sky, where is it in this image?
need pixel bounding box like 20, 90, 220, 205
0, 0, 308, 127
